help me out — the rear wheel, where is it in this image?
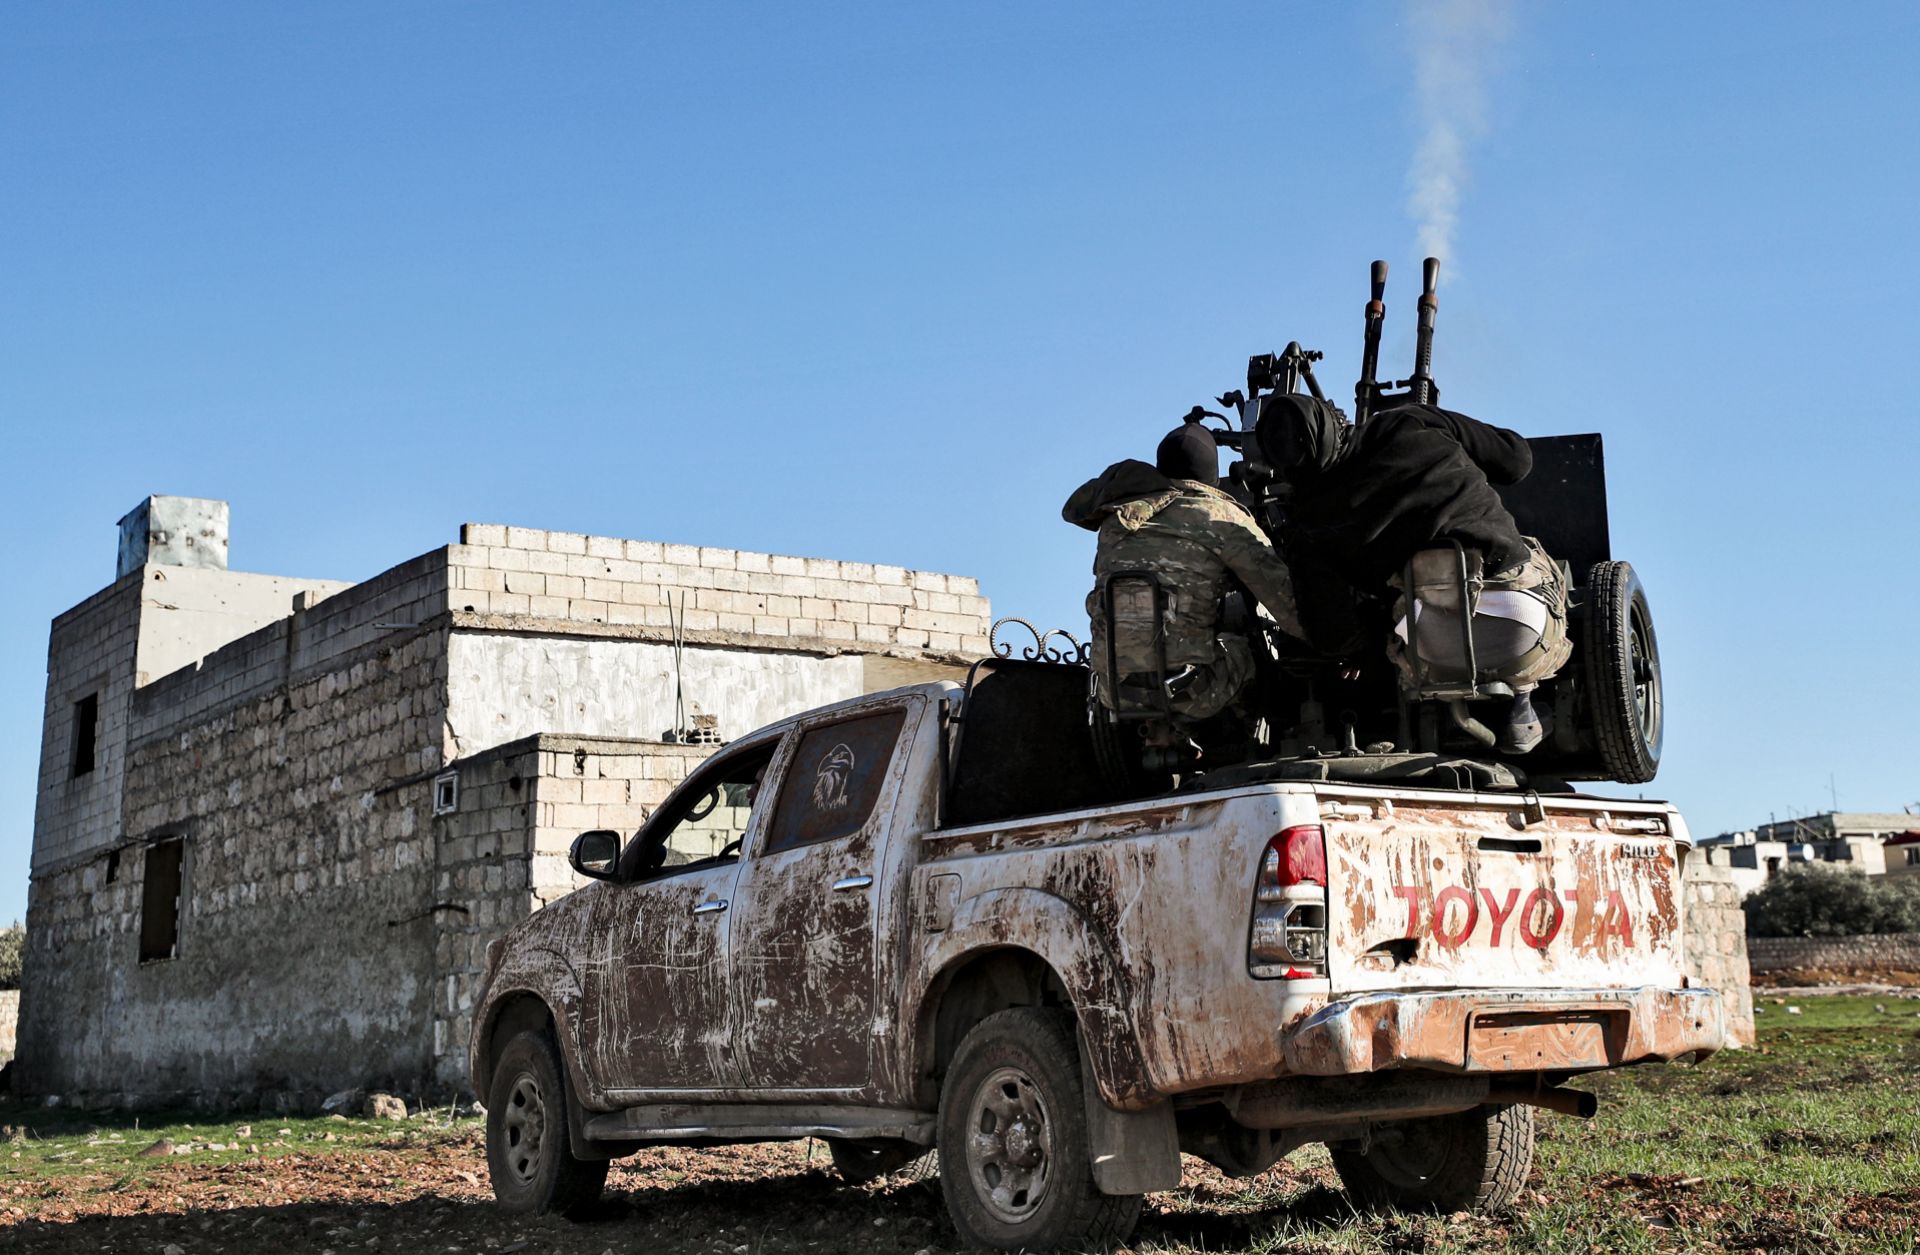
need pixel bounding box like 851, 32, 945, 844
1331, 1103, 1534, 1212
937, 1009, 1141, 1251
485, 1030, 608, 1218
1582, 560, 1662, 783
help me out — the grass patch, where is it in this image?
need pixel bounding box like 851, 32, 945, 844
0, 1104, 480, 1187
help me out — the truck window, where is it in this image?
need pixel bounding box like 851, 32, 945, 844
622, 739, 781, 878
763, 708, 907, 855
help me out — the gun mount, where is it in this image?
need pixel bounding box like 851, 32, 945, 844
1103, 257, 1663, 796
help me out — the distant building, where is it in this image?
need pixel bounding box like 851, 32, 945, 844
1697, 811, 1920, 896
1885, 832, 1920, 879
22, 496, 990, 1107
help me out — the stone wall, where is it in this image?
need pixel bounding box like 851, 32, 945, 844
17, 607, 450, 1105
1681, 862, 1756, 1048
33, 566, 355, 875
1746, 932, 1920, 974
32, 577, 142, 873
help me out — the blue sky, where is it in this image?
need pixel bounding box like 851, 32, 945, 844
4, 2, 1917, 923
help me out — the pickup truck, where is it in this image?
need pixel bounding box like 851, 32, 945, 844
470, 661, 1726, 1251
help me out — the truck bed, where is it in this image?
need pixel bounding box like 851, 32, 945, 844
916, 778, 1722, 1109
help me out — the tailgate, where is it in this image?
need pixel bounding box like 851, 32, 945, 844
1321, 788, 1685, 993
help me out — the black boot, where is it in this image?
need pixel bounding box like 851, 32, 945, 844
1500, 689, 1546, 754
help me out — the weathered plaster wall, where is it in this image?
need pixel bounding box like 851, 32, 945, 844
133, 566, 354, 692
1681, 861, 1756, 1048
446, 632, 867, 756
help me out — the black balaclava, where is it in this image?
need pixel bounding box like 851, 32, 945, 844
1155, 418, 1219, 486
1256, 394, 1348, 479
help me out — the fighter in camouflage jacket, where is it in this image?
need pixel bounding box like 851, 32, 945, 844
1063, 421, 1307, 722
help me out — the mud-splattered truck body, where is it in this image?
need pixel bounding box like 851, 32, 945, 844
472, 680, 1725, 1250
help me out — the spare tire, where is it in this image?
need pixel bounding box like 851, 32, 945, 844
1583, 561, 1662, 783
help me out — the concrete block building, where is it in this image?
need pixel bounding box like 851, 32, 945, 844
21, 497, 989, 1107
1698, 811, 1920, 896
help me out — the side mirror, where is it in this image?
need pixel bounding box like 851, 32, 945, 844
570, 830, 622, 881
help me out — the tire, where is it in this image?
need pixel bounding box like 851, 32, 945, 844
827, 1137, 927, 1184
1582, 560, 1662, 784
485, 1029, 609, 1218
937, 1008, 1141, 1252
1331, 1103, 1535, 1213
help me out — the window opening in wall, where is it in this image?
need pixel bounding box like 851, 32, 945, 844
139, 838, 184, 963
104, 849, 120, 883
1908, 848, 1920, 867
433, 771, 460, 816
70, 692, 99, 777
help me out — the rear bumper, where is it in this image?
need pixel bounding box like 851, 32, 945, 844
1281, 986, 1726, 1076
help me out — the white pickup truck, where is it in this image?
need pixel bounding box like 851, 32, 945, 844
471, 664, 1724, 1251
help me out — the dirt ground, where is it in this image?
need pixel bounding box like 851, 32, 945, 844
4, 995, 1918, 1254
0, 1131, 1384, 1255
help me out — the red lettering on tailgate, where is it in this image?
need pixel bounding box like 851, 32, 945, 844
1431, 886, 1478, 947
1479, 887, 1520, 946
1600, 889, 1634, 947
1517, 887, 1564, 949
1382, 883, 1632, 950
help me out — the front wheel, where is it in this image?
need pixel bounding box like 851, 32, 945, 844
485, 1029, 608, 1218
1331, 1103, 1535, 1212
937, 1008, 1141, 1251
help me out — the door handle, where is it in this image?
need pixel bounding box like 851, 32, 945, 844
692, 899, 729, 916
831, 875, 874, 892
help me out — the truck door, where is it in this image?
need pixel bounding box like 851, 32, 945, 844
728, 701, 915, 1090
584, 735, 783, 1094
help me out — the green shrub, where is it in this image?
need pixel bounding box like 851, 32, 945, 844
1743, 863, 1920, 937
0, 925, 21, 990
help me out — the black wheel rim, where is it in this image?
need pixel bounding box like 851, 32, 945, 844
1368, 1119, 1450, 1188
1629, 598, 1661, 750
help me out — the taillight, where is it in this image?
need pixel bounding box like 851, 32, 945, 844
1249, 824, 1328, 979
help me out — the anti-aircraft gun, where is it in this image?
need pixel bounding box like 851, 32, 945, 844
1092, 258, 1663, 795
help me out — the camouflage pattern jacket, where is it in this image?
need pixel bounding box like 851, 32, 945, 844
1063, 460, 1305, 674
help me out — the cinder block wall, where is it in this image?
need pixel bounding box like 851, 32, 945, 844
1681, 861, 1756, 1047
448, 525, 991, 656
31, 578, 143, 873
24, 522, 990, 1106
429, 736, 717, 1085
19, 554, 454, 1105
